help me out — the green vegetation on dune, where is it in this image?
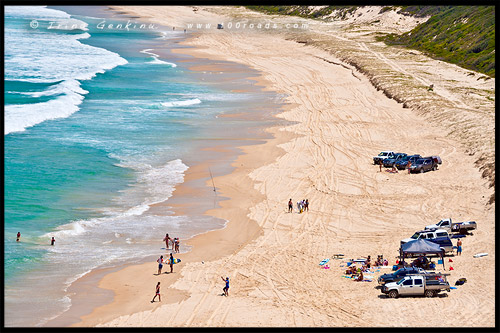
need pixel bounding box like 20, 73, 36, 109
246, 6, 495, 78
245, 6, 359, 19
383, 6, 495, 77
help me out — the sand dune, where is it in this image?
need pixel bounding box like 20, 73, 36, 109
73, 6, 494, 327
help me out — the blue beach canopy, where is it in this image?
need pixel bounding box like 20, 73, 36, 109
400, 239, 445, 268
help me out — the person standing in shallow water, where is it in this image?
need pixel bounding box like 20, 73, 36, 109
51, 237, 55, 245
174, 238, 180, 253
163, 233, 171, 249
16, 232, 21, 242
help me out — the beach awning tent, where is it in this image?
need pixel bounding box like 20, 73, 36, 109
399, 239, 446, 269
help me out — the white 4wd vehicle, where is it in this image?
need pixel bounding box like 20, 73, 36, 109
373, 151, 395, 165
381, 273, 450, 298
400, 229, 454, 253
425, 218, 477, 234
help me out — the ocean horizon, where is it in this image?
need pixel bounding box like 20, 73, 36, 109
4, 5, 282, 326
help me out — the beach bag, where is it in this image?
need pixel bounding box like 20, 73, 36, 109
455, 278, 467, 286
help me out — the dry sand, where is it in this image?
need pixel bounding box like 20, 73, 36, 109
70, 6, 495, 327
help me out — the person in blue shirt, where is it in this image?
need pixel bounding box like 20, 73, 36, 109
221, 276, 229, 296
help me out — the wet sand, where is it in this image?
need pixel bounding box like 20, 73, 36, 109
63, 6, 495, 327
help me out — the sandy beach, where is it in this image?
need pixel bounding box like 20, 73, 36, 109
64, 6, 494, 327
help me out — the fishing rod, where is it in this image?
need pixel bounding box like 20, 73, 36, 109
208, 167, 216, 194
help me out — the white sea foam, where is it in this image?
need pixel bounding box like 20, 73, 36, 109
164, 91, 251, 102
116, 158, 189, 206
5, 31, 128, 83
161, 98, 202, 107
17, 79, 88, 98
5, 6, 72, 19
157, 30, 183, 40
43, 159, 189, 242
4, 83, 87, 135
140, 48, 177, 67
4, 6, 128, 135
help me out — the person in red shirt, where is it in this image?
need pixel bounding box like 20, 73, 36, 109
157, 255, 164, 275
151, 282, 161, 303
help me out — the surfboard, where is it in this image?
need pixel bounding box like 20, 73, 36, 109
319, 258, 330, 266
167, 258, 182, 264
473, 253, 488, 258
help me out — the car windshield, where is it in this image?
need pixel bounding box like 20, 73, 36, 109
415, 159, 425, 164
378, 152, 388, 156
399, 156, 409, 162
397, 278, 407, 286
410, 233, 420, 239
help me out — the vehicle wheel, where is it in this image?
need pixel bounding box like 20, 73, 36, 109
420, 168, 424, 174
433, 165, 437, 171
388, 290, 398, 298
424, 290, 435, 298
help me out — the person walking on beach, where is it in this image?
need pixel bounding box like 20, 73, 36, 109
305, 199, 309, 212
288, 198, 293, 213
221, 276, 229, 296
169, 253, 174, 273
379, 160, 383, 172
407, 161, 412, 174
157, 255, 164, 275
457, 239, 463, 256
163, 233, 171, 249
51, 237, 55, 246
151, 282, 161, 303
16, 232, 21, 242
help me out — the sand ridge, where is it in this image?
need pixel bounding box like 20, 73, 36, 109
73, 6, 494, 327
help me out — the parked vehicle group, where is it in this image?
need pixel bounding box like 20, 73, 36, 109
400, 218, 477, 255
373, 151, 442, 173
368, 150, 478, 299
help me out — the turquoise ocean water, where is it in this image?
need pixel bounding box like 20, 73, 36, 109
4, 6, 281, 326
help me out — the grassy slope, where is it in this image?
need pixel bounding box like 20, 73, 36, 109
384, 6, 495, 77
247, 6, 495, 78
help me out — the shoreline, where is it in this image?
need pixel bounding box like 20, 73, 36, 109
45, 7, 289, 327
48, 6, 494, 327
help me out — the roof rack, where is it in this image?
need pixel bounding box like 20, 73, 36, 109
407, 273, 450, 277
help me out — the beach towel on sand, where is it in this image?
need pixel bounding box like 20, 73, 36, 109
319, 258, 330, 266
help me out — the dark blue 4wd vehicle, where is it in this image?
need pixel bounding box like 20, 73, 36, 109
383, 153, 407, 168
395, 154, 422, 170
409, 158, 436, 173
377, 267, 427, 285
